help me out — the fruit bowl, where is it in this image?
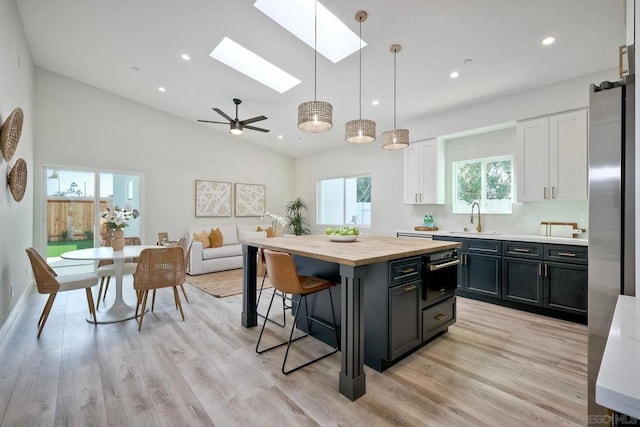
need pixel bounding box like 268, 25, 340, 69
328, 234, 359, 242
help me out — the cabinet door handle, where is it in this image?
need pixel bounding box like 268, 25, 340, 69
544, 187, 549, 199
398, 267, 416, 274
402, 285, 417, 292
419, 193, 423, 202
434, 314, 446, 321
552, 186, 557, 199
513, 248, 531, 253
538, 263, 542, 276
557, 252, 576, 257
544, 263, 548, 277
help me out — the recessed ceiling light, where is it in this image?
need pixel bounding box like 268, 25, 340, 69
131, 66, 140, 72
181, 53, 190, 61
463, 58, 473, 65
158, 86, 166, 92
254, 0, 364, 63
210, 37, 301, 93
450, 71, 459, 79
542, 36, 555, 46
372, 100, 379, 106
277, 134, 284, 139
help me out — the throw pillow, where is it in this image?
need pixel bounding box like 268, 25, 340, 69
209, 228, 223, 248
257, 226, 275, 238
193, 230, 211, 249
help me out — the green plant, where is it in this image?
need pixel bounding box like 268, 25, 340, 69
286, 197, 310, 236
84, 229, 94, 240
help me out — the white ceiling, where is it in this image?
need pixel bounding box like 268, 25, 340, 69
15, 0, 625, 158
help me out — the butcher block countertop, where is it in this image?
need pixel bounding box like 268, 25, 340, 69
244, 234, 461, 267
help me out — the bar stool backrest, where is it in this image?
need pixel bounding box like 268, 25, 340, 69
262, 249, 304, 295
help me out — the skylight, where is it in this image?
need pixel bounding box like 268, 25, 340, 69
254, 0, 364, 64
209, 37, 301, 93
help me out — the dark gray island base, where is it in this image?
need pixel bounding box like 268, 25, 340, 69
241, 235, 461, 401
294, 255, 456, 372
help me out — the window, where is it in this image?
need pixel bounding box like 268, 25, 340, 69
318, 175, 371, 226
452, 156, 512, 214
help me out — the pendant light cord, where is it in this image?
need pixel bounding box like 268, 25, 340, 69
314, 0, 317, 101
393, 49, 397, 129
358, 17, 362, 119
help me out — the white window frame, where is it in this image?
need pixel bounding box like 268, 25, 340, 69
317, 174, 371, 227
452, 155, 513, 214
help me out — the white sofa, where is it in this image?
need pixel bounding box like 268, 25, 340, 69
186, 224, 269, 275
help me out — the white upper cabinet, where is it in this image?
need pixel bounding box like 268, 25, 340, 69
516, 109, 588, 202
403, 138, 445, 204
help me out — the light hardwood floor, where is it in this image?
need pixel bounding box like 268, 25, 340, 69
0, 276, 587, 426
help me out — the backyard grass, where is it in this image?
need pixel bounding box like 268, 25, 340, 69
47, 239, 94, 257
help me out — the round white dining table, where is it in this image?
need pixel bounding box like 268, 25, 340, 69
61, 245, 161, 324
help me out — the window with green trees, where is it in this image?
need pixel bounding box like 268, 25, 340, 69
453, 155, 512, 214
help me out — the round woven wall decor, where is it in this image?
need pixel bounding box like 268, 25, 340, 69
0, 107, 24, 162
8, 158, 27, 202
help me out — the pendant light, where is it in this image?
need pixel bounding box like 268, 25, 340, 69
297, 0, 333, 133
345, 10, 375, 143
381, 44, 410, 150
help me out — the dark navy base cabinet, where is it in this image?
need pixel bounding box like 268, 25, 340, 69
434, 235, 587, 323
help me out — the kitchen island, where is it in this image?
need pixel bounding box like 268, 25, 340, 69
242, 234, 461, 401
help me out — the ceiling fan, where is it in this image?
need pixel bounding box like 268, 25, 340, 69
197, 98, 269, 134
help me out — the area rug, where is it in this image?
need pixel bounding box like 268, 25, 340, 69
186, 269, 268, 298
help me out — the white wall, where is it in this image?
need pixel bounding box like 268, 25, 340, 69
0, 0, 35, 327
33, 69, 295, 248
295, 68, 617, 237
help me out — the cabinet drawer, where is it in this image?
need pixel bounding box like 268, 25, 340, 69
465, 239, 502, 255
544, 244, 588, 265
389, 257, 422, 287
503, 241, 543, 259
422, 297, 456, 341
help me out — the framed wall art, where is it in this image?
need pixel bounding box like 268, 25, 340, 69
195, 180, 232, 217
234, 183, 265, 217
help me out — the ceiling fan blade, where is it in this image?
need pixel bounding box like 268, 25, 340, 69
240, 115, 267, 125
244, 125, 270, 133
197, 120, 228, 124
212, 108, 234, 122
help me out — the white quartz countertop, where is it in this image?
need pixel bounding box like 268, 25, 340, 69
596, 295, 640, 419
395, 229, 588, 246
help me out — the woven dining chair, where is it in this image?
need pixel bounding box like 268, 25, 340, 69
175, 237, 192, 304
96, 236, 141, 309
133, 246, 186, 331
25, 247, 99, 338
256, 249, 339, 375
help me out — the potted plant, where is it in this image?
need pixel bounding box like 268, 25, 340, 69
286, 197, 310, 236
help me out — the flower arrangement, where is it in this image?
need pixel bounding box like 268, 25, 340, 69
101, 206, 140, 230
261, 211, 287, 233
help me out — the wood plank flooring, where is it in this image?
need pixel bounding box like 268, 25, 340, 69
0, 276, 587, 426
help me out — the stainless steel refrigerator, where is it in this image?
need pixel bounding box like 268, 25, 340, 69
587, 71, 635, 422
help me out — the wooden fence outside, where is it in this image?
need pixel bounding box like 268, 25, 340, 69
47, 198, 108, 241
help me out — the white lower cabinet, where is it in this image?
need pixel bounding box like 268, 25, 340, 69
516, 109, 588, 202
403, 138, 444, 204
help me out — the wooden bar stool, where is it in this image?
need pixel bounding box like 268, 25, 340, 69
256, 249, 339, 375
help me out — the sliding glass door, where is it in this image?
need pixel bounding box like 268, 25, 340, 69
43, 167, 142, 262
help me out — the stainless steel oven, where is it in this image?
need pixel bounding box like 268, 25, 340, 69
423, 250, 459, 306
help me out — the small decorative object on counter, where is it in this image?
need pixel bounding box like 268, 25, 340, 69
423, 212, 434, 228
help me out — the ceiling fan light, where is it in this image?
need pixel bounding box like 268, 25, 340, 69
345, 119, 376, 143
381, 128, 410, 150
298, 100, 333, 132
230, 122, 243, 135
